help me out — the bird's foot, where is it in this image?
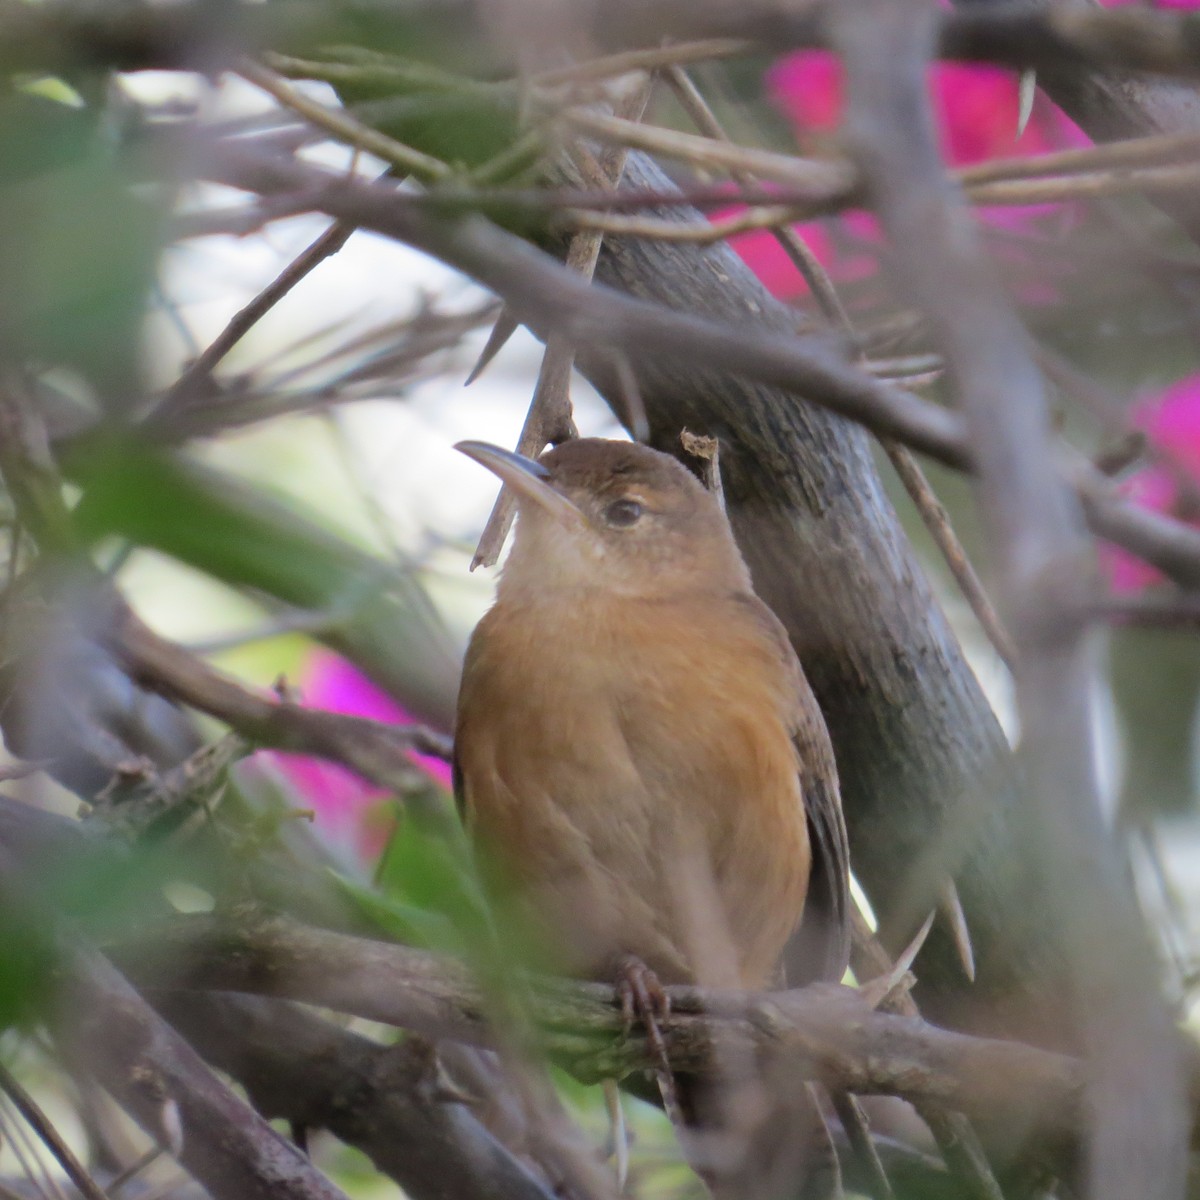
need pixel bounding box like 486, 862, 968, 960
614, 955, 682, 1125
616, 954, 671, 1052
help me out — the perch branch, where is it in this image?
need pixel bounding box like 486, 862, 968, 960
113, 910, 1086, 1137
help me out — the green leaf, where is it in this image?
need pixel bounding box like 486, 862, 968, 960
0, 90, 165, 404
329, 868, 460, 949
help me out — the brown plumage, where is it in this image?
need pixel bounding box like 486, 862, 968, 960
454, 437, 849, 995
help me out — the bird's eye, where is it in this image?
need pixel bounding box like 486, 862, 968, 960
604, 499, 643, 528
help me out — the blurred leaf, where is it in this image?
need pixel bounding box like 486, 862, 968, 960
269, 49, 529, 176
0, 89, 165, 404
330, 867, 459, 949
0, 906, 53, 1030
372, 791, 491, 955
1110, 626, 1200, 819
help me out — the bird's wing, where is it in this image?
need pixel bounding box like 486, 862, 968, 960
733, 593, 851, 985
787, 696, 852, 985
452, 611, 496, 829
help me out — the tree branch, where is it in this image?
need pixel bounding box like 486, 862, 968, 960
112, 910, 1086, 1140
158, 993, 561, 1200
0, 841, 352, 1200
828, 6, 1188, 1200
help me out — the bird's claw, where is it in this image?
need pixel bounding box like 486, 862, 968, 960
614, 956, 683, 1124
616, 954, 671, 1038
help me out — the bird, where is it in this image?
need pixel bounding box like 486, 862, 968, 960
453, 436, 850, 1192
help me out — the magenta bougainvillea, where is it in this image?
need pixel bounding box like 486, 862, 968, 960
266, 649, 451, 861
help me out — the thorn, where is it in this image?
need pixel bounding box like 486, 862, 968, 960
464, 309, 519, 385
611, 350, 649, 444
614, 955, 682, 1125
1017, 69, 1037, 141
603, 1078, 629, 1191
159, 1098, 184, 1158
858, 909, 934, 1009
939, 879, 976, 982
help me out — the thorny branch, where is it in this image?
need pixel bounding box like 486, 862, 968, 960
829, 7, 1188, 1200
108, 912, 1090, 1137
201, 145, 1200, 596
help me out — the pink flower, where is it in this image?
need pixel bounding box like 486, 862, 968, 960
728, 52, 1087, 300
1106, 374, 1200, 593
263, 650, 451, 861
1101, 0, 1200, 8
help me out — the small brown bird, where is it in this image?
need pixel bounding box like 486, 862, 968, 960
453, 437, 850, 1188
454, 436, 848, 991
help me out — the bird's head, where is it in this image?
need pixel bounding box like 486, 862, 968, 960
456, 437, 750, 599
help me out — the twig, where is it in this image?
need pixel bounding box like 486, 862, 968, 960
560, 108, 1200, 221
203, 146, 1200, 595
959, 129, 1200, 187
561, 107, 856, 201
158, 219, 356, 414
106, 1147, 165, 1197
470, 77, 654, 569
967, 161, 1200, 206
563, 203, 811, 244
107, 601, 453, 775
883, 442, 1015, 669
0, 1062, 108, 1200
562, 161, 1200, 245
237, 59, 451, 182
831, 1093, 894, 1200
0, 1094, 68, 1200
534, 39, 748, 86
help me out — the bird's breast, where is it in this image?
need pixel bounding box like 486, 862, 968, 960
455, 591, 811, 989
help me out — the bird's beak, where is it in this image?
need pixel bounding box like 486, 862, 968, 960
455, 441, 585, 527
